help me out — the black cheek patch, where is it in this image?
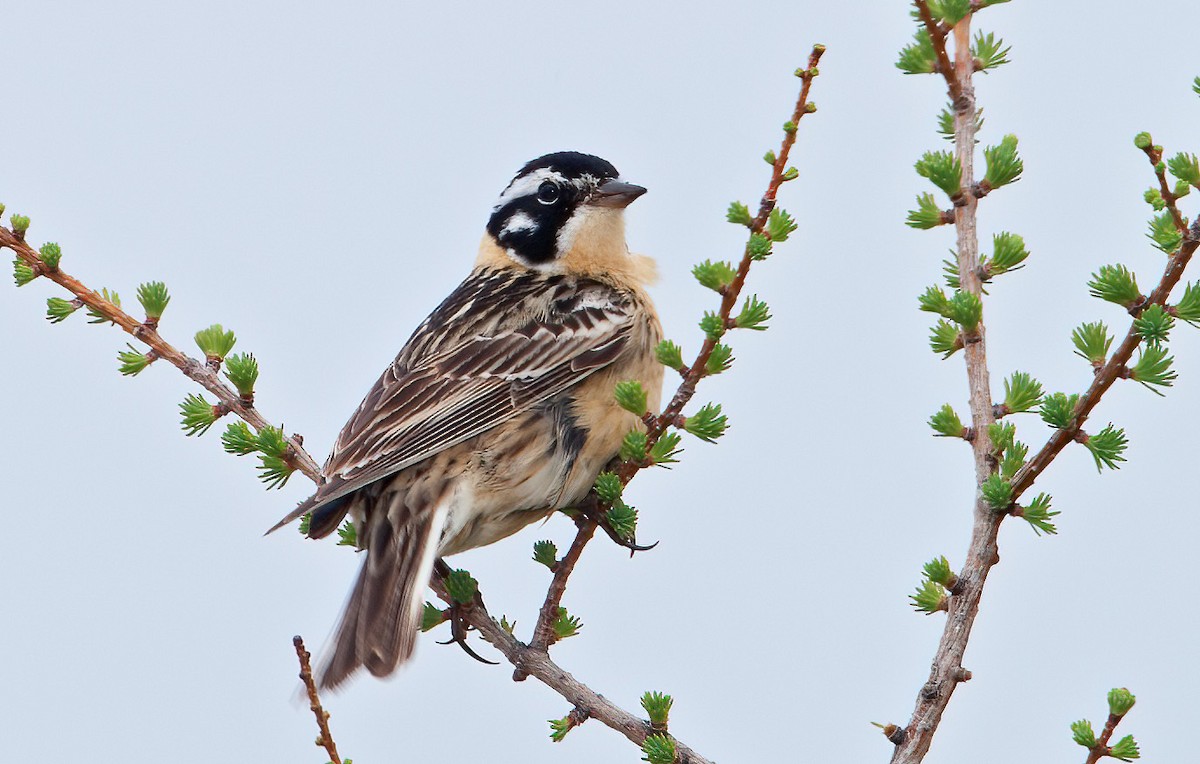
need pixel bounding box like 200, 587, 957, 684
487, 196, 578, 266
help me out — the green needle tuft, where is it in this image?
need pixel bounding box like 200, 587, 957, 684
179, 393, 220, 436
194, 324, 237, 360
551, 607, 583, 640
1039, 392, 1080, 429
983, 135, 1023, 189
1084, 424, 1128, 471
641, 691, 674, 730
444, 569, 478, 605
137, 281, 171, 321
1020, 493, 1059, 535
532, 540, 558, 569
725, 201, 752, 226
641, 734, 677, 764
682, 403, 728, 442
897, 29, 936, 74
655, 340, 685, 371
614, 380, 649, 416
38, 242, 62, 269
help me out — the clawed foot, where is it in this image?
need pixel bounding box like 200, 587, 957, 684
432, 560, 499, 665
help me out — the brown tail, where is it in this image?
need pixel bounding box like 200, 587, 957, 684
316, 492, 450, 690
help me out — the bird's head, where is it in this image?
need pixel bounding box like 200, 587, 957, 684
485, 152, 647, 273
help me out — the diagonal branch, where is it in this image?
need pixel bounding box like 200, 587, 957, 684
522, 515, 597, 668
429, 575, 714, 764
621, 43, 825, 476
293, 635, 343, 764
914, 0, 965, 109
4, 213, 718, 762
1011, 221, 1200, 500
511, 40, 826, 697
1, 227, 322, 482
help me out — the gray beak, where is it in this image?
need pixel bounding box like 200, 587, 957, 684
589, 178, 647, 208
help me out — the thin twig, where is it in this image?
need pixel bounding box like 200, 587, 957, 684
0, 228, 322, 482
524, 519, 598, 661
506, 36, 823, 701
1083, 711, 1127, 764
914, 0, 965, 110
507, 39, 824, 732
1143, 141, 1188, 232
293, 635, 343, 764
1011, 222, 1200, 500
1013, 145, 1198, 498
618, 43, 825, 481
428, 576, 714, 764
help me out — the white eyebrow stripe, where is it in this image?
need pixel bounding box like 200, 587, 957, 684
493, 168, 566, 208
501, 211, 537, 234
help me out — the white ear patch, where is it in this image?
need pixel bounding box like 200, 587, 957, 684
502, 211, 538, 235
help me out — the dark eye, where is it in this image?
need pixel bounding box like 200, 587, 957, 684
536, 181, 560, 205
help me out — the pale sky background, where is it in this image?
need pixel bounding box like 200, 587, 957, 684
4, 2, 1199, 762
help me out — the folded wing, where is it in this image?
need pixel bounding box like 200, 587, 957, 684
268, 270, 634, 533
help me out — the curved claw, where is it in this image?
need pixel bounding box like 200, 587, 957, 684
437, 599, 499, 665
591, 513, 659, 554
622, 536, 661, 554
570, 497, 660, 554
454, 636, 500, 665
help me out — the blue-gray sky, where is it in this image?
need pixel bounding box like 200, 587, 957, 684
4, 2, 1199, 762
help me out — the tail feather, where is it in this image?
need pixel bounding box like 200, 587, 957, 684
316, 490, 451, 690
317, 563, 370, 691
307, 495, 353, 539
266, 489, 353, 539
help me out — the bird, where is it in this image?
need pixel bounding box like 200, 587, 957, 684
270, 151, 663, 690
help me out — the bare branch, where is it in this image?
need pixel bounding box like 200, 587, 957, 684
523, 518, 597, 665
429, 575, 715, 764
293, 635, 343, 764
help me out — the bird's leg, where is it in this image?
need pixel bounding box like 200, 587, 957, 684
431, 559, 499, 665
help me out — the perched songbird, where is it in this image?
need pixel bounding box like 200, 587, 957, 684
271, 152, 663, 689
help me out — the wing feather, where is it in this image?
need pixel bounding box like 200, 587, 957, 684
277, 269, 638, 527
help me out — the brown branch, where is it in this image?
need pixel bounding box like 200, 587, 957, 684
617, 43, 825, 484
892, 10, 1000, 764
293, 635, 343, 764
914, 0, 965, 110
518, 517, 598, 677
1081, 712, 1124, 764
1010, 221, 1200, 500
1141, 139, 1189, 233
893, 9, 1199, 763
429, 576, 714, 764
500, 42, 825, 743
1, 227, 322, 482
